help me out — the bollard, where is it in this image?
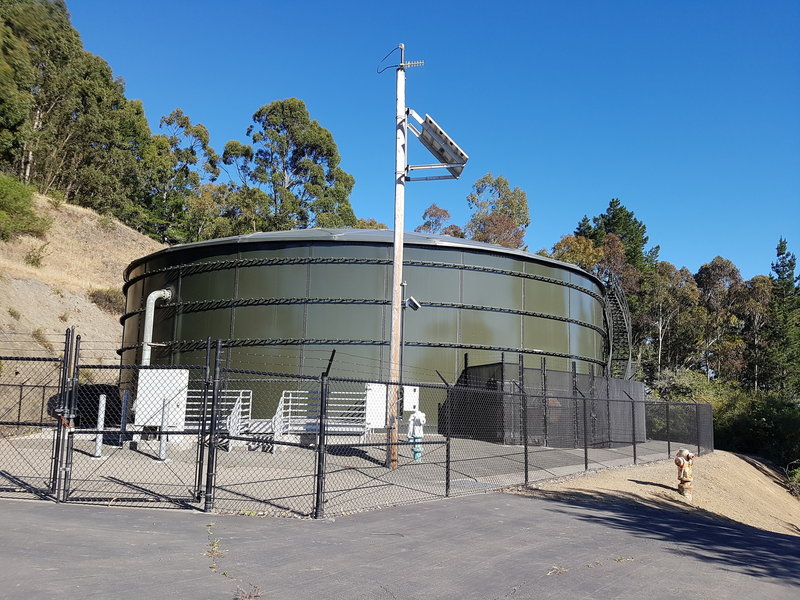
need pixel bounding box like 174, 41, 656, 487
674, 448, 695, 501
158, 397, 170, 461
92, 394, 106, 458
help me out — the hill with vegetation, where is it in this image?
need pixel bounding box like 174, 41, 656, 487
0, 178, 164, 362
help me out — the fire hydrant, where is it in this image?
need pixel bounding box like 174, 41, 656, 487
674, 448, 695, 500
407, 409, 426, 462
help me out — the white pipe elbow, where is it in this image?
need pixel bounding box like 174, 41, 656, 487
141, 288, 172, 366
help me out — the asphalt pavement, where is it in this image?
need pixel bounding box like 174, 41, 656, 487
0, 490, 797, 600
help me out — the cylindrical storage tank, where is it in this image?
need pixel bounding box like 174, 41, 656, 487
121, 230, 610, 418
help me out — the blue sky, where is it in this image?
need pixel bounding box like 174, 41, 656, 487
67, 0, 798, 279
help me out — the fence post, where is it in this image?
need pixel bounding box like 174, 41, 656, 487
631, 400, 637, 465
93, 394, 106, 458
60, 430, 75, 503
446, 386, 452, 498
589, 365, 596, 445
519, 355, 528, 486
665, 401, 671, 458
58, 334, 81, 502
158, 397, 169, 461
606, 376, 612, 447
541, 357, 547, 447
583, 397, 589, 471
119, 390, 130, 446
572, 362, 579, 449
695, 403, 701, 456
50, 328, 73, 494
435, 371, 452, 498
193, 338, 212, 502
314, 374, 329, 519
203, 340, 223, 512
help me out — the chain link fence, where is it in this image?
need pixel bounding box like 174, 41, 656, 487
0, 334, 714, 518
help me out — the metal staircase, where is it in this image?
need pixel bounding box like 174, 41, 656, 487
605, 277, 634, 379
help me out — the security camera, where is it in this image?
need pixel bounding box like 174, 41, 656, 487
405, 296, 421, 311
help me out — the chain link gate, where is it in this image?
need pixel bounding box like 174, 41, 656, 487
0, 330, 72, 502
54, 336, 213, 508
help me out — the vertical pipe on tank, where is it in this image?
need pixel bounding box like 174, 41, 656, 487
141, 289, 172, 366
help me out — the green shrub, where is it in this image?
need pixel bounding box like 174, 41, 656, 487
0, 174, 50, 240
97, 213, 115, 231
657, 368, 800, 471
89, 288, 125, 314
24, 242, 49, 267
47, 189, 65, 209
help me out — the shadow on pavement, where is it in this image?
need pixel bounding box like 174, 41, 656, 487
510, 488, 800, 584
627, 479, 676, 492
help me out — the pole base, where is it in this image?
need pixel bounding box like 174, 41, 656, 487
678, 481, 693, 501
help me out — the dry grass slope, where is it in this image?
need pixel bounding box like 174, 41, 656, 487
511, 450, 800, 536
0, 195, 165, 361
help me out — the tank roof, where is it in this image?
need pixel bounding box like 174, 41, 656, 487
125, 228, 601, 284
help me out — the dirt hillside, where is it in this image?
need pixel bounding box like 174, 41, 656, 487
511, 450, 800, 536
0, 195, 165, 361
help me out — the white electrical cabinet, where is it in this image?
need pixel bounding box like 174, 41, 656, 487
402, 385, 420, 412
364, 383, 420, 429
364, 383, 387, 429
134, 369, 189, 430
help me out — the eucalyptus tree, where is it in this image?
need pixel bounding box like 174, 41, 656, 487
0, 0, 82, 182
141, 109, 220, 243
465, 173, 529, 248
695, 257, 745, 381
739, 275, 773, 391
222, 98, 356, 231
639, 261, 701, 379
0, 0, 152, 223
415, 203, 463, 237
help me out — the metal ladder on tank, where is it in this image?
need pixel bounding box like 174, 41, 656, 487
605, 277, 634, 379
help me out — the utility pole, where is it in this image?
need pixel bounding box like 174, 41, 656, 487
380, 43, 465, 469
387, 44, 422, 469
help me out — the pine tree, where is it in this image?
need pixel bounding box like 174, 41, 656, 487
764, 238, 800, 394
